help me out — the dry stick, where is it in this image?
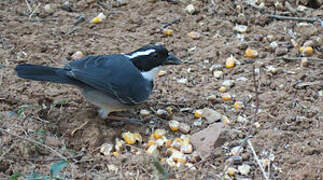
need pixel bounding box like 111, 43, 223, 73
0, 128, 68, 161
265, 14, 318, 22
247, 139, 269, 180
252, 64, 259, 122
24, 0, 32, 13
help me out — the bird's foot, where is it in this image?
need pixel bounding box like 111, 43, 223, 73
106, 115, 143, 125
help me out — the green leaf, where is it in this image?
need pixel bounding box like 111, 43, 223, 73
50, 160, 68, 177
8, 173, 21, 180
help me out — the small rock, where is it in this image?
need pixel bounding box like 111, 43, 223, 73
213, 70, 223, 79
233, 25, 248, 33
209, 64, 223, 72
112, 0, 128, 7
275, 47, 288, 56
177, 78, 188, 84
107, 164, 118, 173
179, 123, 191, 134
296, 5, 307, 12
156, 109, 168, 118
46, 136, 61, 147
241, 153, 250, 161
185, 4, 196, 14
202, 108, 222, 124
140, 109, 151, 116
231, 146, 243, 156
222, 80, 235, 88
300, 58, 308, 67
270, 41, 278, 49
267, 65, 278, 74
100, 143, 113, 155
232, 155, 243, 165
227, 167, 237, 176
44, 4, 54, 14
236, 77, 248, 81
193, 118, 203, 126
237, 116, 247, 123
238, 164, 251, 175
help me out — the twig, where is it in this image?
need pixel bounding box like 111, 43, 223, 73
278, 56, 323, 62
24, 0, 32, 13
71, 121, 89, 136
29, 3, 41, 20
0, 128, 68, 161
243, 0, 264, 11
265, 14, 318, 22
247, 139, 269, 180
252, 64, 259, 122
162, 18, 181, 29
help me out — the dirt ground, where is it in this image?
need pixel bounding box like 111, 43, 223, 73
0, 0, 322, 179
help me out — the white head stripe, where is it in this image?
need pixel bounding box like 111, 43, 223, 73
125, 49, 156, 59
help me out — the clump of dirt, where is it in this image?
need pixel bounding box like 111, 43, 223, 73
0, 0, 322, 179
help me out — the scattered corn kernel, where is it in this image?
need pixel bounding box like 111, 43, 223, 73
140, 109, 151, 116
155, 136, 168, 147
219, 86, 227, 93
181, 143, 193, 154
185, 4, 196, 14
194, 109, 203, 118
153, 129, 166, 139
91, 12, 106, 24
112, 151, 119, 157
146, 144, 159, 155
166, 139, 173, 148
147, 139, 156, 147
222, 93, 232, 101
170, 138, 183, 150
225, 56, 236, 68
166, 106, 174, 115
227, 167, 237, 176
169, 120, 180, 131
300, 57, 308, 67
133, 132, 142, 143
300, 46, 314, 56
254, 122, 261, 128
171, 150, 186, 163
115, 138, 125, 152
222, 115, 230, 125
166, 157, 177, 167
163, 29, 174, 36
158, 70, 167, 77
245, 48, 258, 58
234, 101, 244, 111
122, 132, 136, 145
188, 31, 200, 40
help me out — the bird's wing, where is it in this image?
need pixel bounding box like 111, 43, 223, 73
65, 55, 152, 105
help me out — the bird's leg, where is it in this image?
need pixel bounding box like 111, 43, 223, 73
99, 108, 143, 125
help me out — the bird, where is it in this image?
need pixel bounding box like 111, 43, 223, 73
15, 44, 181, 122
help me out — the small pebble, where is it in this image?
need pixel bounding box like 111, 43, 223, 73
231, 146, 243, 156
238, 164, 251, 175
140, 109, 151, 116
222, 80, 235, 88
179, 123, 191, 134
100, 143, 113, 156
233, 25, 248, 33
213, 70, 223, 79
185, 4, 196, 14
232, 155, 243, 165
177, 78, 188, 84
188, 32, 201, 40
71, 51, 84, 60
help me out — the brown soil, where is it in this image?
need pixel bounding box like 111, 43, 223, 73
0, 0, 322, 179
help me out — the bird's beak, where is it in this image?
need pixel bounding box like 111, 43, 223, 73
165, 53, 182, 65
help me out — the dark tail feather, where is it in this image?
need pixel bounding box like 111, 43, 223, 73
15, 64, 78, 85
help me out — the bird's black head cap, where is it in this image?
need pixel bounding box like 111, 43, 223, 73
126, 44, 181, 72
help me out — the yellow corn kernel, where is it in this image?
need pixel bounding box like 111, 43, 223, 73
181, 143, 193, 154
225, 56, 235, 68
234, 101, 244, 111
245, 48, 258, 58
300, 46, 313, 56
133, 132, 142, 143
91, 17, 101, 23
112, 151, 119, 157
115, 138, 125, 152
121, 132, 136, 145
222, 93, 232, 101
171, 150, 186, 163
153, 129, 166, 139
166, 139, 173, 148
188, 31, 200, 40
194, 109, 203, 118
227, 167, 237, 176
146, 144, 159, 155
163, 29, 174, 36
147, 139, 156, 147
219, 86, 227, 93
169, 120, 180, 131
170, 138, 183, 150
